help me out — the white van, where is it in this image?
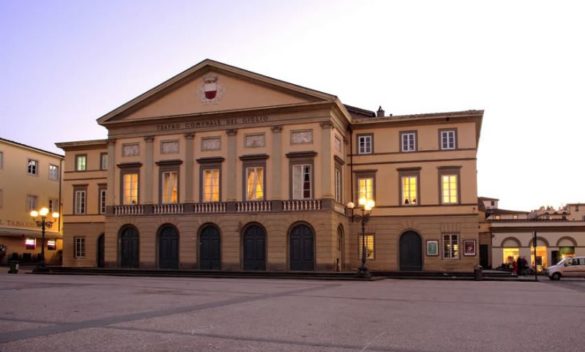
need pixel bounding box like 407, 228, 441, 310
546, 256, 585, 280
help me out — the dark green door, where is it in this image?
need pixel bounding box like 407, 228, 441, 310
243, 225, 266, 271
290, 224, 314, 271
159, 226, 179, 269
97, 234, 105, 268
200, 226, 220, 270
120, 227, 139, 268
399, 231, 422, 271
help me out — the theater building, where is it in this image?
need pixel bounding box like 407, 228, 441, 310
57, 59, 483, 272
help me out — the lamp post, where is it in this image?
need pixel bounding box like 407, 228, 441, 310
30, 207, 59, 272
347, 197, 375, 278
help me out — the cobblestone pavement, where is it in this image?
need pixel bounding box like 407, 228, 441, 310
1, 273, 584, 352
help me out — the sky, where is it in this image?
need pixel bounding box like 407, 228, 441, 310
1, 0, 584, 211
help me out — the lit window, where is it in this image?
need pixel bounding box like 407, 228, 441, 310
441, 174, 459, 204
401, 132, 417, 152
74, 189, 86, 214
161, 171, 178, 204
357, 135, 373, 154
401, 176, 418, 206
203, 168, 220, 202
48, 164, 59, 181
292, 164, 312, 199
74, 237, 86, 258
358, 234, 375, 259
25, 238, 36, 249
246, 167, 264, 201
27, 159, 38, 175
357, 176, 374, 202
47, 240, 57, 250
123, 173, 139, 205
75, 155, 87, 171
100, 153, 108, 170
443, 234, 459, 259
440, 130, 457, 150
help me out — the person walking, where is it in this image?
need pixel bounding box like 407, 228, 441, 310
516, 256, 524, 275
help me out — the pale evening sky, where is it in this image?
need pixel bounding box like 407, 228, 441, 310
1, 0, 583, 211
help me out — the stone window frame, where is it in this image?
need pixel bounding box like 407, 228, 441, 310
354, 170, 377, 202
358, 233, 375, 260
156, 160, 182, 204
356, 134, 373, 155
73, 185, 88, 215
197, 157, 224, 203
439, 128, 458, 150
442, 233, 460, 260
75, 154, 87, 172
400, 131, 417, 152
74, 236, 86, 258
26, 194, 37, 212
48, 198, 59, 213
100, 152, 109, 170
438, 166, 462, 205
286, 151, 317, 200
27, 159, 39, 176
398, 167, 421, 206
118, 162, 142, 205
98, 184, 107, 214
240, 154, 269, 201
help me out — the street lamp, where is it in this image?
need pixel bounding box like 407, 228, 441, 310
347, 197, 375, 278
30, 207, 59, 272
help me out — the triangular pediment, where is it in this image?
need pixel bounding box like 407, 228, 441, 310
98, 59, 337, 125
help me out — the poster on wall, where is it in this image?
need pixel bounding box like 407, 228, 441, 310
463, 240, 476, 256
426, 240, 439, 256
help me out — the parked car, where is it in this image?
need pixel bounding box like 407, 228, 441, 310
545, 256, 585, 280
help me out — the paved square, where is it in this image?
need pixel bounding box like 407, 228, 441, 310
1, 273, 584, 352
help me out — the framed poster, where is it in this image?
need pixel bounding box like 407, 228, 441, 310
426, 240, 439, 256
463, 239, 476, 256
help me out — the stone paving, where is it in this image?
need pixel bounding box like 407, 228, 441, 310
0, 272, 584, 352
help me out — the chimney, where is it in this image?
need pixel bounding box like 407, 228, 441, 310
376, 106, 385, 117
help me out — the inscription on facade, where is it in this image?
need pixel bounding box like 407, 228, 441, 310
157, 116, 269, 132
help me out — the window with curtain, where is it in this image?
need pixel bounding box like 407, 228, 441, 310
123, 173, 138, 205
161, 171, 178, 204
203, 168, 220, 202
246, 167, 264, 201
357, 176, 374, 202
292, 164, 312, 199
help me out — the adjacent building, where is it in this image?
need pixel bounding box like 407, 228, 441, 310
57, 59, 483, 272
0, 138, 63, 265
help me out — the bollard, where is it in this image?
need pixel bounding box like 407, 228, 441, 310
474, 265, 483, 281
8, 260, 19, 274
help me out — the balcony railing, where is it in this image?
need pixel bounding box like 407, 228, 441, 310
283, 199, 321, 211
154, 204, 184, 215
113, 205, 145, 216
236, 201, 272, 213
193, 202, 227, 214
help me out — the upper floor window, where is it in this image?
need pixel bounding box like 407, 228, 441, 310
122, 172, 139, 205
49, 198, 59, 213
292, 164, 312, 199
440, 129, 457, 150
26, 195, 37, 211
27, 159, 38, 175
75, 155, 87, 171
74, 187, 87, 214
48, 164, 59, 181
400, 131, 417, 152
100, 153, 108, 170
357, 175, 375, 203
357, 134, 373, 154
334, 165, 342, 203
400, 175, 419, 206
0, 151, 3, 169
202, 168, 220, 202
246, 166, 264, 201
161, 170, 178, 204
99, 187, 107, 214
439, 167, 460, 205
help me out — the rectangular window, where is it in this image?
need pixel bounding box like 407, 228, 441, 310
26, 195, 37, 211
292, 164, 312, 199
48, 198, 59, 213
27, 159, 38, 175
440, 129, 457, 150
441, 174, 459, 204
401, 175, 418, 206
75, 155, 87, 171
357, 176, 374, 202
47, 239, 57, 250
161, 171, 178, 204
74, 237, 86, 258
25, 238, 36, 250
443, 233, 459, 259
357, 134, 373, 154
122, 173, 139, 205
400, 132, 417, 152
202, 168, 220, 202
74, 188, 86, 214
99, 187, 107, 214
358, 234, 375, 260
246, 166, 264, 201
100, 153, 108, 170
0, 151, 3, 169
335, 166, 342, 203
48, 164, 59, 181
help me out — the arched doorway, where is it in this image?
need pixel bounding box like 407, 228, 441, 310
399, 231, 422, 271
97, 234, 105, 268
158, 225, 179, 269
199, 225, 221, 270
119, 226, 139, 268
289, 223, 314, 271
243, 224, 266, 271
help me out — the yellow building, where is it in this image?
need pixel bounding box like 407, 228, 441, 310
0, 138, 63, 265
57, 59, 483, 272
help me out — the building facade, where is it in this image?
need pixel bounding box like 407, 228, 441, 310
0, 138, 63, 265
57, 60, 483, 272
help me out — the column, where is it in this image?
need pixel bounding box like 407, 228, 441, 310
106, 138, 116, 207
144, 136, 154, 204
226, 129, 238, 201
320, 122, 333, 199
184, 133, 195, 203
271, 126, 282, 199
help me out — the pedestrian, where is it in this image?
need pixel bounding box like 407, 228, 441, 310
517, 256, 524, 275
521, 256, 528, 274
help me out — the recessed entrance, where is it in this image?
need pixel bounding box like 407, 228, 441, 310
289, 224, 314, 271
200, 225, 221, 270
119, 226, 139, 268
158, 225, 179, 269
243, 224, 266, 271
97, 234, 105, 268
399, 231, 422, 271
